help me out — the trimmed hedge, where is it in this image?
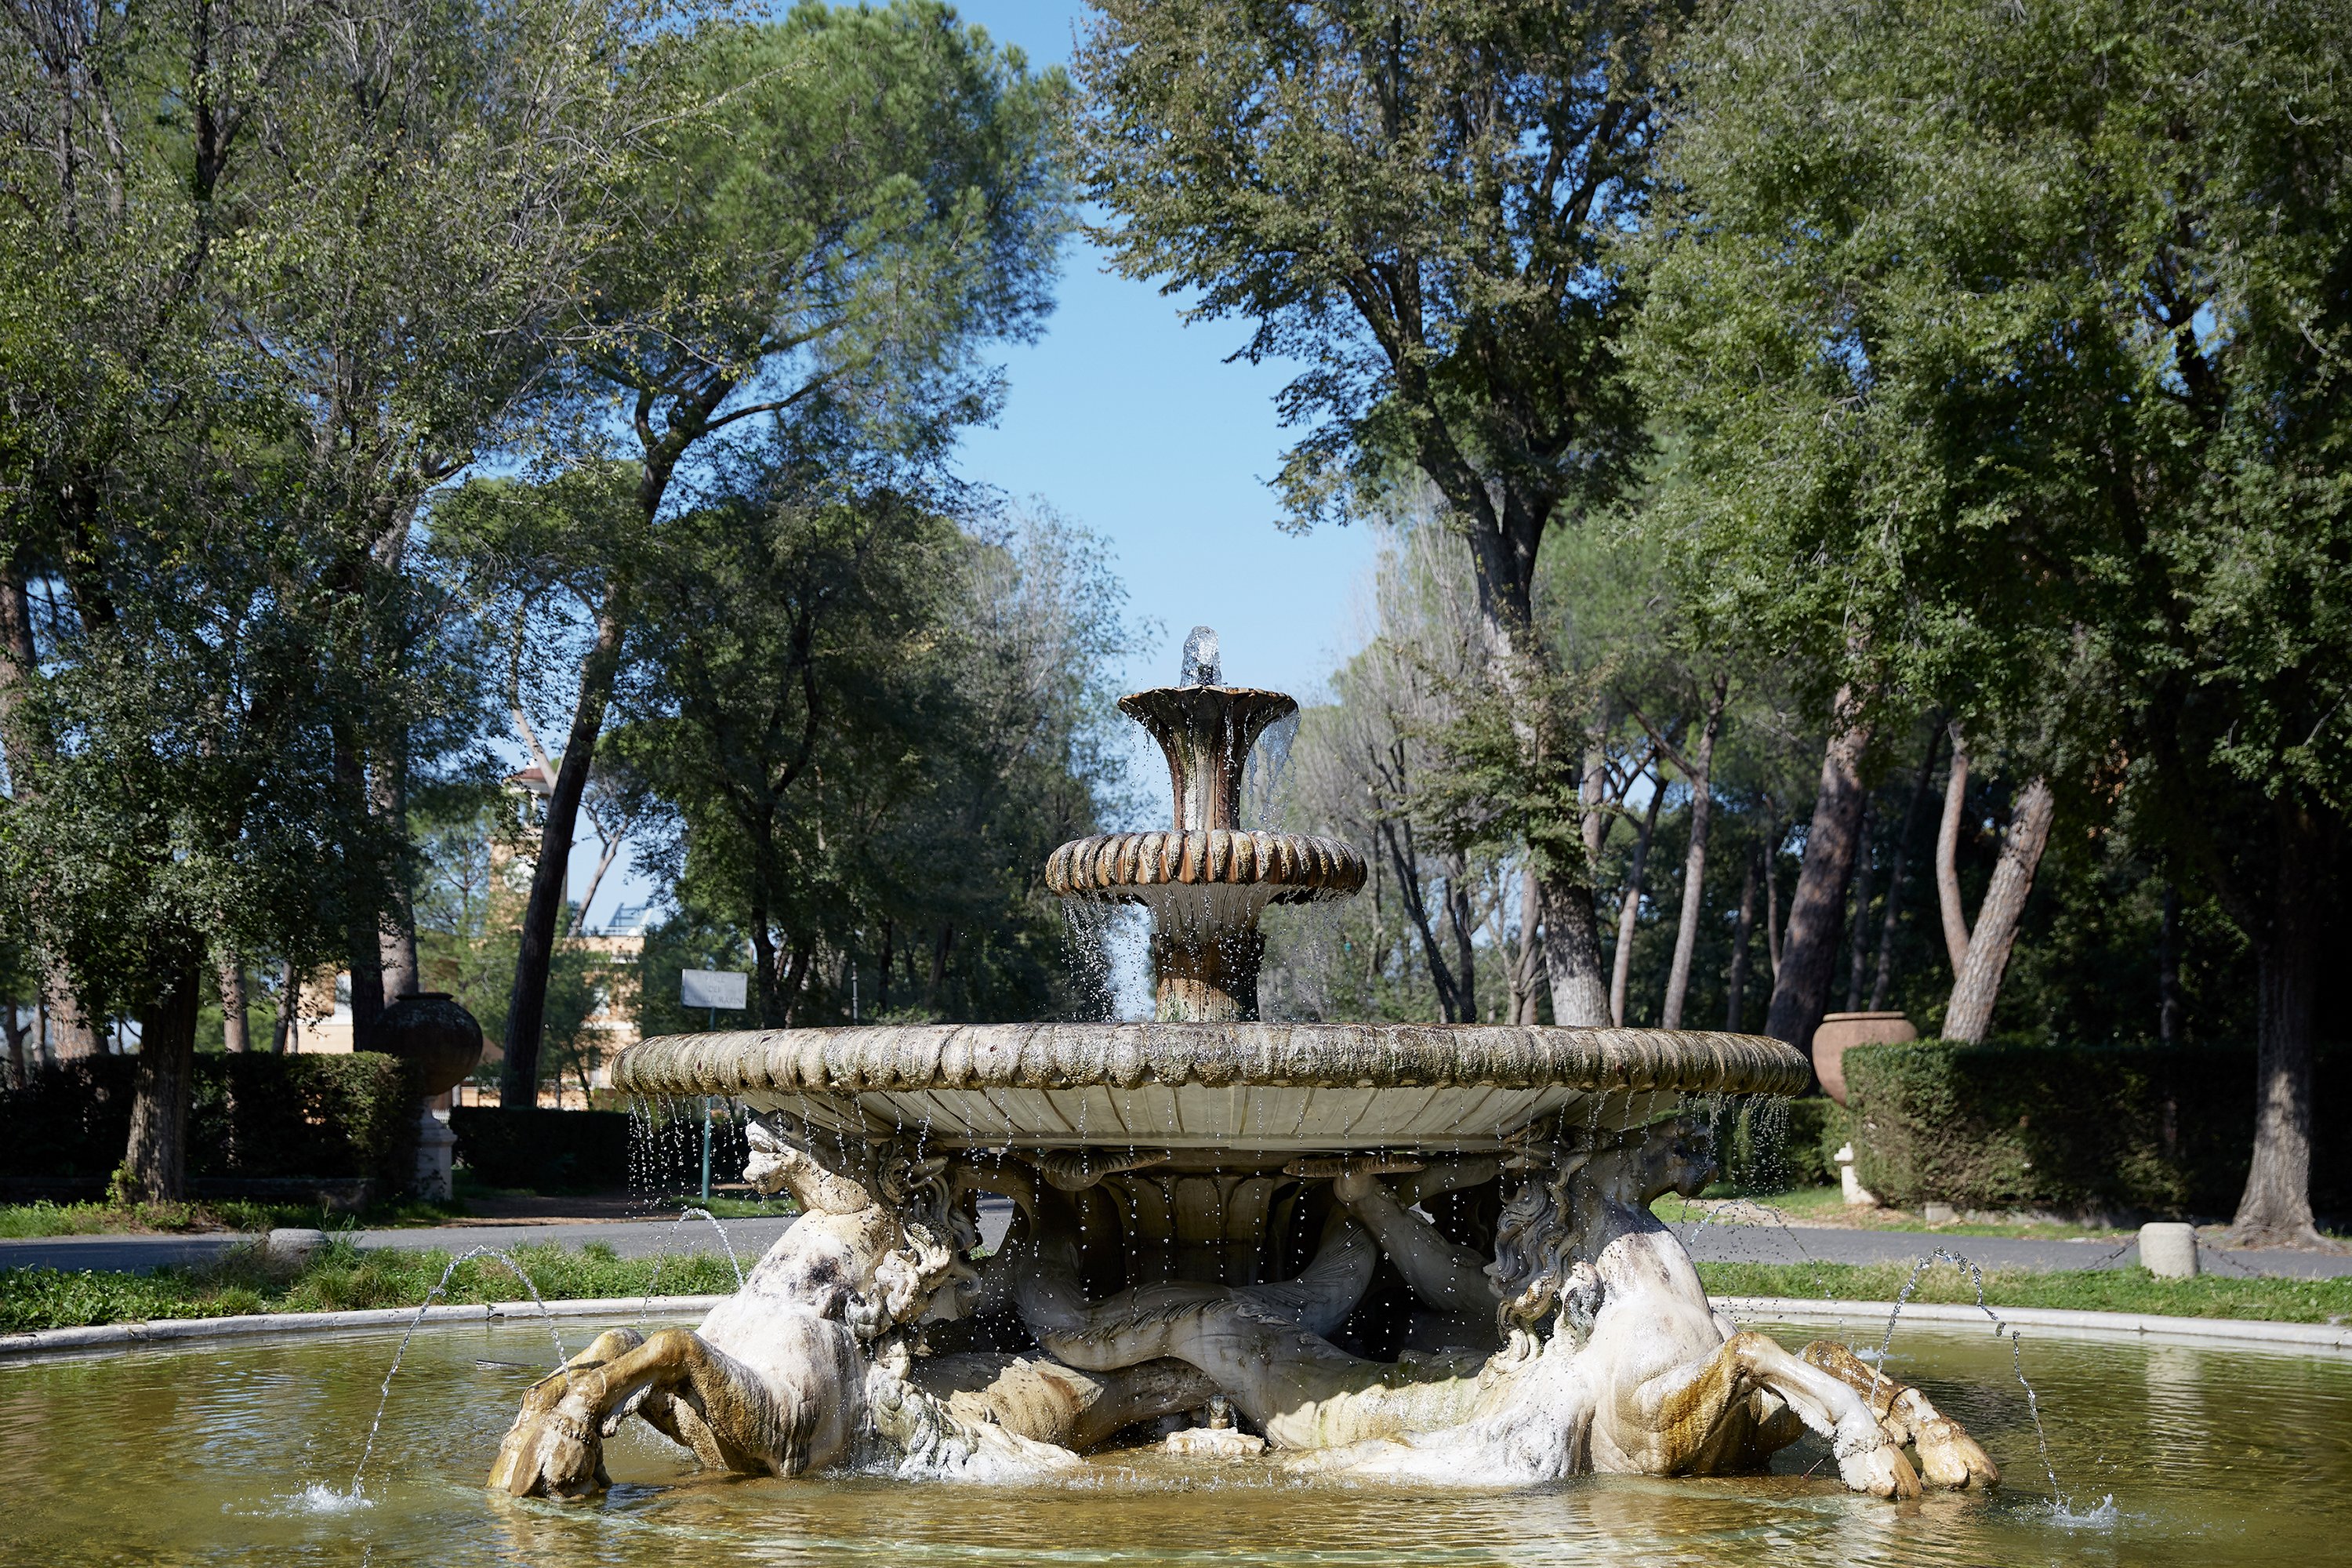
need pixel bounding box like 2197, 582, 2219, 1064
448, 1103, 753, 1194
0, 1052, 419, 1191
448, 1107, 633, 1192
1844, 1040, 2348, 1220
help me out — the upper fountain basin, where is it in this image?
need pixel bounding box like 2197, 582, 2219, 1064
609, 1022, 1808, 1152
1044, 828, 1367, 906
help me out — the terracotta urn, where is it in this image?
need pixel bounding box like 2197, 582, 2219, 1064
363, 990, 485, 1098
1810, 1011, 1916, 1107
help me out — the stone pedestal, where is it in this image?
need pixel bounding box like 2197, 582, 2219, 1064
1835, 1142, 1878, 1207
416, 1105, 457, 1203
2140, 1221, 2200, 1279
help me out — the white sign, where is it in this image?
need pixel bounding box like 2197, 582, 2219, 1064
681, 969, 749, 1010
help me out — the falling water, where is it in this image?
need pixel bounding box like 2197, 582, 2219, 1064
633, 1207, 744, 1323
347, 1247, 572, 1498
1873, 1247, 2078, 1510
1243, 709, 1299, 829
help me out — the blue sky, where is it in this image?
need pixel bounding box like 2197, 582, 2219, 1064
950, 2, 1381, 702
570, 0, 1381, 928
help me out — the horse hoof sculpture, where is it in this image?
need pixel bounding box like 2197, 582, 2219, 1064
494, 635, 1997, 1500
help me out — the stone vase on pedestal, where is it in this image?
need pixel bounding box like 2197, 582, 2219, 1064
1810, 1011, 1916, 1107
360, 991, 485, 1201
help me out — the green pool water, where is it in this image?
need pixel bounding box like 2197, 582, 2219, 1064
2, 1311, 2344, 1566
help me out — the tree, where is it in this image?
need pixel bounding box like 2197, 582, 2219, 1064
1637, 0, 2352, 1240
0, 0, 657, 1195
617, 440, 1131, 1030
1077, 0, 1694, 1025
492, 0, 1073, 1102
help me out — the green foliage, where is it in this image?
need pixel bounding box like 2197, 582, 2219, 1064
0, 1240, 739, 1334
1076, 0, 1670, 556
1844, 1041, 2350, 1218
622, 476, 1131, 1027
0, 1054, 421, 1191
1693, 1258, 2352, 1324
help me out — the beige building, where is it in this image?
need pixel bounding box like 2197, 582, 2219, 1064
289, 763, 648, 1105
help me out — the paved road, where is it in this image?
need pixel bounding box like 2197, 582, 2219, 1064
0, 1204, 1012, 1276
5, 1206, 2347, 1279
1671, 1218, 2352, 1279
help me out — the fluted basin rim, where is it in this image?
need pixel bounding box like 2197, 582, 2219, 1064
610, 1023, 1809, 1100
1044, 829, 1368, 903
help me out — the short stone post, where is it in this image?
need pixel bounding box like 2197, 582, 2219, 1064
1834, 1143, 1878, 1207
265, 1228, 326, 1265
415, 1106, 458, 1203
2139, 1221, 2199, 1279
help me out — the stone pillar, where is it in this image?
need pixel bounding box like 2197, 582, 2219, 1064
416, 1105, 458, 1202
1835, 1142, 1878, 1207
1152, 927, 1265, 1022
2139, 1221, 2199, 1279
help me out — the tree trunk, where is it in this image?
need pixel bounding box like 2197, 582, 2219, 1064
1843, 800, 1878, 1011
2228, 800, 2328, 1247
376, 753, 420, 1001
1762, 811, 1784, 983
1936, 723, 1973, 974
270, 958, 296, 1054
37, 961, 99, 1058
502, 582, 630, 1107
1510, 865, 1545, 1024
216, 949, 250, 1053
1870, 728, 1946, 1011
123, 946, 203, 1202
1534, 743, 1617, 1027
1661, 680, 1726, 1030
334, 723, 386, 1044
1609, 780, 1665, 1026
567, 832, 624, 938
1538, 869, 1611, 1026
0, 566, 98, 1059
1444, 854, 1478, 1024
2158, 883, 2181, 1045
2, 1004, 24, 1089
1725, 842, 1759, 1030
1766, 688, 1870, 1060
1941, 776, 2056, 1044
1385, 818, 1467, 1022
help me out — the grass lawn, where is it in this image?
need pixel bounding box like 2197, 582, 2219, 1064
1697, 1258, 2352, 1323
0, 1239, 740, 1334
0, 1193, 466, 1240
1660, 1185, 2134, 1242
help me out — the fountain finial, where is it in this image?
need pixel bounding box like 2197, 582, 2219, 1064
1180, 626, 1221, 687
1044, 638, 1366, 1021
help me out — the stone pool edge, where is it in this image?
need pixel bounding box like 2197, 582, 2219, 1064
0, 1294, 729, 1359
1720, 1294, 2352, 1352
5, 1292, 2345, 1360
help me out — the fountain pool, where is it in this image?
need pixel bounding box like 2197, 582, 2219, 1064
3, 1312, 2346, 1566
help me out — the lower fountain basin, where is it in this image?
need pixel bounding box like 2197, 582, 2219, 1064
609, 1022, 1809, 1152
7, 1311, 2343, 1566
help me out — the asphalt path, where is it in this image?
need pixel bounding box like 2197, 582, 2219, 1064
5, 1204, 2348, 1279
1667, 1218, 2352, 1279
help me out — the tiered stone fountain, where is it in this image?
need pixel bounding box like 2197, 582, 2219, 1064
491, 633, 1998, 1501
